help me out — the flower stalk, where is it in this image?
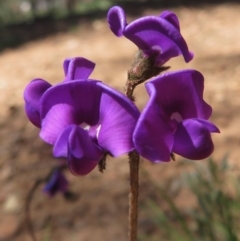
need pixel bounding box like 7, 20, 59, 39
125, 50, 169, 101
125, 49, 169, 241
128, 150, 140, 241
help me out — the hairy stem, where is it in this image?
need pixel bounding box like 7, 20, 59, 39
25, 179, 45, 241
128, 151, 140, 241
25, 165, 67, 241
125, 49, 169, 241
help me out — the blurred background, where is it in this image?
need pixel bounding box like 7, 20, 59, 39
0, 0, 240, 240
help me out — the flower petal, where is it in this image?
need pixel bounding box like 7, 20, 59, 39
193, 119, 220, 133
63, 57, 95, 81
40, 80, 102, 144
160, 11, 180, 31
172, 119, 215, 160
124, 16, 193, 65
43, 169, 68, 197
97, 82, 140, 156
68, 125, 104, 175
145, 70, 212, 120
107, 6, 127, 37
24, 78, 51, 127
133, 94, 173, 162
53, 125, 75, 157
40, 104, 77, 144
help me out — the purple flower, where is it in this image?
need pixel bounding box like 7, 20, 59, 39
133, 70, 219, 162
24, 57, 140, 175
43, 169, 68, 197
107, 6, 193, 66
24, 57, 95, 127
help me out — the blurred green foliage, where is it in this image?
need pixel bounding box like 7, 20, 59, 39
0, 0, 123, 26
0, 0, 236, 26
0, 0, 128, 50
140, 157, 240, 241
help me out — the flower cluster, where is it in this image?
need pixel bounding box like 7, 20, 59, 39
107, 6, 219, 162
24, 6, 219, 181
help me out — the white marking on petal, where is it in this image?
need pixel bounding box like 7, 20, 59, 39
170, 112, 183, 123
80, 123, 101, 141
95, 125, 101, 139
80, 122, 90, 131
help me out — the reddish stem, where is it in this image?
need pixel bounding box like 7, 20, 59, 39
125, 50, 169, 241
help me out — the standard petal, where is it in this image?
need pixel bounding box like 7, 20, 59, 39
63, 57, 95, 81
160, 11, 180, 31
124, 16, 193, 65
40, 80, 102, 144
172, 119, 215, 160
97, 82, 140, 156
24, 78, 51, 127
68, 125, 104, 175
107, 6, 127, 37
133, 95, 174, 162
146, 70, 212, 120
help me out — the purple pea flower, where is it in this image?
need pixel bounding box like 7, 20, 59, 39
133, 70, 219, 162
24, 57, 95, 127
107, 6, 193, 66
24, 57, 140, 175
43, 169, 68, 197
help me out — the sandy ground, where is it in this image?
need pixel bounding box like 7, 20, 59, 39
0, 2, 239, 241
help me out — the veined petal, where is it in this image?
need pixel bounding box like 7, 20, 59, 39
124, 16, 193, 65
68, 125, 104, 175
40, 104, 76, 144
97, 82, 140, 156
172, 119, 215, 160
107, 6, 127, 37
145, 70, 212, 120
133, 95, 173, 162
24, 78, 51, 127
53, 125, 75, 157
40, 80, 102, 144
63, 57, 95, 81
159, 11, 180, 31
